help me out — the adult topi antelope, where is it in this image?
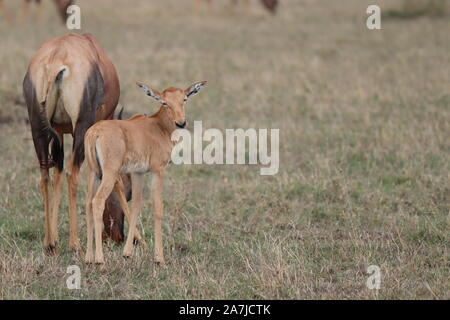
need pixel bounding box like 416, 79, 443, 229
195, 0, 278, 14
84, 81, 207, 265
0, 0, 74, 23
23, 33, 126, 254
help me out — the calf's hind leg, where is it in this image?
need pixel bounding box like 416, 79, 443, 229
92, 170, 118, 264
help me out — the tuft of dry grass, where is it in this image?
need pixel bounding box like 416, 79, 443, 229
0, 0, 449, 299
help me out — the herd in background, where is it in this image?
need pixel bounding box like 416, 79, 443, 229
0, 0, 279, 24
195, 0, 279, 14
4, 0, 444, 23
0, 0, 73, 23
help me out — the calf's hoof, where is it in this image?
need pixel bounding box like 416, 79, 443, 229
85, 252, 94, 264
122, 250, 133, 259
154, 256, 165, 266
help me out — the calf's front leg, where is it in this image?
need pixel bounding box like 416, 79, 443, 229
92, 171, 117, 264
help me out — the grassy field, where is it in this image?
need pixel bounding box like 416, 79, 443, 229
0, 0, 449, 299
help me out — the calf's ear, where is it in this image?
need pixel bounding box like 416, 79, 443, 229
136, 82, 164, 103
186, 81, 207, 98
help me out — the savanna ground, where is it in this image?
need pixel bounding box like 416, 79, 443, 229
0, 0, 449, 299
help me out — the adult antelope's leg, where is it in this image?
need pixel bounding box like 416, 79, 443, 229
92, 170, 117, 264
123, 173, 144, 258
113, 178, 145, 246
195, 0, 213, 11
24, 71, 59, 255
244, 0, 250, 13
151, 171, 165, 265
0, 0, 13, 22
27, 111, 56, 254
36, 147, 57, 255
66, 155, 81, 251
36, 0, 44, 22
20, 0, 31, 22
64, 62, 102, 251
66, 113, 96, 251
205, 0, 213, 11
49, 132, 64, 246
85, 167, 95, 263
33, 136, 55, 255
39, 168, 55, 255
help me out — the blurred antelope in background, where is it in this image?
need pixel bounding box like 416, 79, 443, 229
84, 81, 207, 265
195, 0, 278, 14
0, 0, 12, 21
23, 33, 126, 254
0, 0, 73, 23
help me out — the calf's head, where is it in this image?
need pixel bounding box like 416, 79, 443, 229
137, 81, 207, 129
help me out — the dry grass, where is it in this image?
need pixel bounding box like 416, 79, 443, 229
0, 0, 449, 299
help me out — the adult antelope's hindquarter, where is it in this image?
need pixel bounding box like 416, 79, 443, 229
23, 33, 120, 254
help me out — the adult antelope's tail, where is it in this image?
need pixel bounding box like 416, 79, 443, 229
23, 66, 67, 171
43, 67, 67, 171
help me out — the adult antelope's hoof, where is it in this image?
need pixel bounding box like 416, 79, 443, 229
44, 244, 58, 256
154, 258, 166, 266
